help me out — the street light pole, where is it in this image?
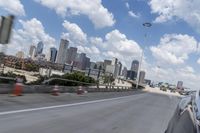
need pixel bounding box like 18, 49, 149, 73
136, 22, 152, 89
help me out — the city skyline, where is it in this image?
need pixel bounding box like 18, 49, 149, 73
25, 39, 145, 81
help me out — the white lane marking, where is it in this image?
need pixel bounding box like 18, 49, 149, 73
0, 94, 144, 116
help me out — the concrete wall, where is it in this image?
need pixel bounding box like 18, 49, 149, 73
0, 84, 133, 94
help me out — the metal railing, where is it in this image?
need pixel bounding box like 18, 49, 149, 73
42, 77, 98, 86
0, 76, 16, 81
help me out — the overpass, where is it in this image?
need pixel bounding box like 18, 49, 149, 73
126, 79, 146, 89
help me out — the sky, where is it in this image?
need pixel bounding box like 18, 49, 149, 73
0, 0, 200, 89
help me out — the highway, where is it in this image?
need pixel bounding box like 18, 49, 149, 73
0, 92, 180, 133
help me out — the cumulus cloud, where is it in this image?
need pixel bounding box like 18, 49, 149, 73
149, 0, 200, 33
62, 20, 87, 46
125, 2, 130, 9
2, 18, 56, 56
197, 58, 200, 64
150, 34, 197, 65
128, 11, 140, 18
0, 0, 25, 16
35, 0, 115, 28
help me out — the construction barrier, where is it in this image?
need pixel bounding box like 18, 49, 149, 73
11, 83, 23, 96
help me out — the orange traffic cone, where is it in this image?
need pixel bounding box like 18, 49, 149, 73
11, 83, 23, 96
52, 85, 59, 96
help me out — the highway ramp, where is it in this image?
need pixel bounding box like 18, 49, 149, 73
0, 92, 180, 133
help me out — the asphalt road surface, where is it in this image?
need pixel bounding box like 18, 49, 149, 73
0, 92, 180, 133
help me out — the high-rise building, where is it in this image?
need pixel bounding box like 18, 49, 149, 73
66, 47, 77, 64
126, 70, 137, 80
29, 45, 36, 58
16, 51, 24, 58
75, 53, 87, 70
131, 60, 139, 72
177, 81, 183, 89
105, 65, 115, 75
139, 71, 145, 84
111, 57, 118, 65
96, 61, 104, 69
35, 41, 44, 56
56, 39, 69, 64
49, 47, 57, 63
90, 62, 96, 69
105, 57, 121, 78
122, 67, 127, 77
85, 57, 90, 69
118, 61, 122, 75
104, 59, 112, 70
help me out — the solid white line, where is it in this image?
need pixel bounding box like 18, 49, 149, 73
0, 94, 140, 116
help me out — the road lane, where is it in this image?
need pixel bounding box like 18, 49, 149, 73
0, 92, 180, 133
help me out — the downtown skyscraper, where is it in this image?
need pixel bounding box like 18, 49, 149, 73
56, 39, 69, 64
29, 45, 36, 59
35, 41, 44, 56
49, 47, 57, 63
131, 60, 139, 72
66, 47, 77, 64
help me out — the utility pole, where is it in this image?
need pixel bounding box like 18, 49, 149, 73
136, 22, 152, 89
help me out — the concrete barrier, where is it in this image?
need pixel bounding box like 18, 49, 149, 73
0, 84, 135, 94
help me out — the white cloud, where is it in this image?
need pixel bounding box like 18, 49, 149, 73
101, 30, 142, 66
77, 45, 100, 55
149, 0, 200, 33
0, 0, 25, 16
2, 18, 56, 56
128, 11, 140, 18
125, 2, 130, 9
150, 34, 197, 65
197, 58, 200, 64
62, 20, 87, 46
35, 0, 115, 28
105, 30, 142, 56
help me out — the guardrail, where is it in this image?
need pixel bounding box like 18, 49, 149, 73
0, 76, 16, 80
0, 84, 133, 94
42, 78, 97, 86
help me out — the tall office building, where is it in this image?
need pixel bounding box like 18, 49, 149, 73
96, 61, 104, 69
122, 67, 127, 77
111, 57, 118, 65
126, 70, 137, 80
35, 41, 44, 56
118, 61, 122, 75
56, 39, 69, 64
49, 47, 57, 63
104, 59, 112, 70
139, 71, 145, 84
105, 57, 122, 78
75, 53, 87, 70
66, 47, 77, 64
131, 60, 139, 72
29, 45, 36, 58
85, 57, 90, 69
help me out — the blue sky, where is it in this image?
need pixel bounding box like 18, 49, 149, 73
1, 0, 200, 89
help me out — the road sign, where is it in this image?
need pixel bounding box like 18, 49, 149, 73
0, 15, 15, 44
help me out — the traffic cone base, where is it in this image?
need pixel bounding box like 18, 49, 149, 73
12, 83, 23, 96
52, 86, 59, 96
